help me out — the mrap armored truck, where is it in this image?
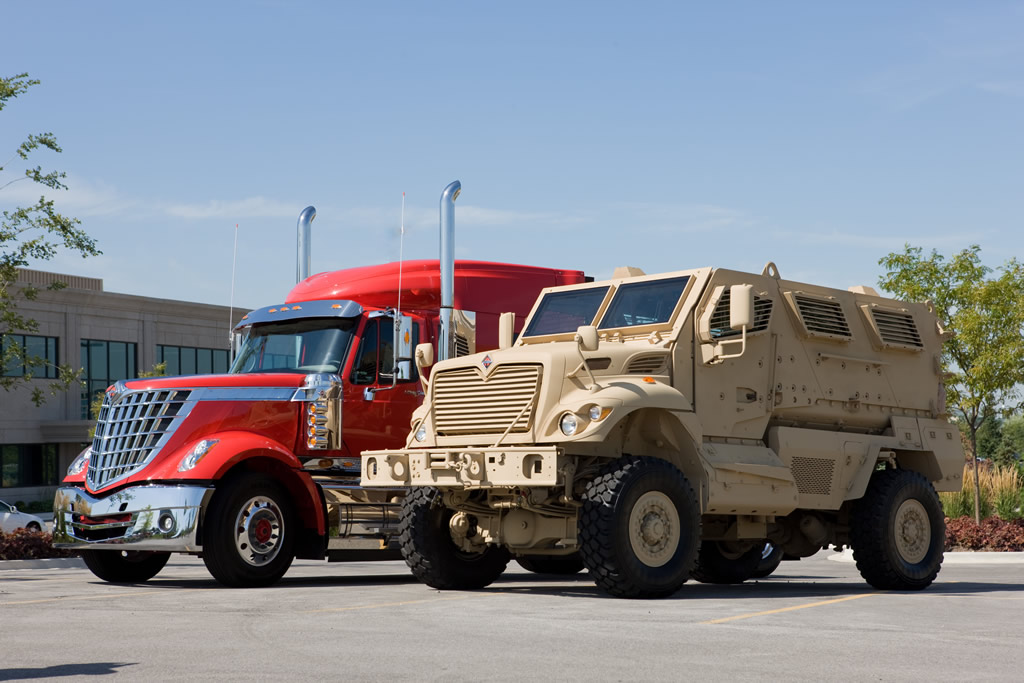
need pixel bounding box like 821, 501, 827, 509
361, 262, 965, 598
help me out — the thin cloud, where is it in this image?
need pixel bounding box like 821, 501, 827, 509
163, 196, 298, 219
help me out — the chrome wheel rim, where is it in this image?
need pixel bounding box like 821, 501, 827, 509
233, 496, 284, 567
628, 491, 680, 567
894, 499, 930, 564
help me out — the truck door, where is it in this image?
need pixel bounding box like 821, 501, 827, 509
343, 314, 424, 456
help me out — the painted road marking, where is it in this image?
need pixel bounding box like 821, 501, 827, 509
703, 593, 880, 624
0, 590, 163, 607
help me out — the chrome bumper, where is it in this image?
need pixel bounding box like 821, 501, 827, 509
52, 485, 213, 552
360, 446, 564, 488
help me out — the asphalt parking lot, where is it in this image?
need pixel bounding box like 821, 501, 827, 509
2, 551, 1022, 682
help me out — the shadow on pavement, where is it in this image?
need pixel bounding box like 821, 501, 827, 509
0, 662, 135, 680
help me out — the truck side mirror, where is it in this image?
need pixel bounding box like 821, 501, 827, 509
498, 312, 515, 350
575, 325, 599, 352
395, 315, 416, 381
415, 342, 434, 370
730, 284, 753, 330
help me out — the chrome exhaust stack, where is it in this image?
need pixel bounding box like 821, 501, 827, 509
438, 180, 461, 362
296, 206, 316, 283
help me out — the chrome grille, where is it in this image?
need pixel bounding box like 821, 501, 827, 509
87, 388, 194, 490
433, 364, 541, 435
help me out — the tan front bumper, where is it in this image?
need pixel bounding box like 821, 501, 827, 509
361, 446, 565, 488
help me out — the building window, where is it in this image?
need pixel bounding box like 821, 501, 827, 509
157, 345, 229, 376
1, 334, 59, 378
80, 339, 137, 419
1, 444, 59, 488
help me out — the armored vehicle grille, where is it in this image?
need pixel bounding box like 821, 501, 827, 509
87, 389, 193, 490
433, 364, 541, 435
870, 309, 923, 349
793, 294, 852, 340
790, 456, 834, 496
627, 354, 668, 374
709, 290, 773, 339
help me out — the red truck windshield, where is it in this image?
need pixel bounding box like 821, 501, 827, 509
231, 318, 357, 374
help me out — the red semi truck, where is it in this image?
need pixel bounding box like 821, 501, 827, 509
53, 183, 587, 586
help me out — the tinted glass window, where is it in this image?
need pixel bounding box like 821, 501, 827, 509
598, 276, 690, 330
231, 318, 356, 374
523, 287, 610, 337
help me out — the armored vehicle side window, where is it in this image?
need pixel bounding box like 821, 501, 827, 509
708, 290, 774, 339
523, 286, 609, 337
598, 276, 690, 330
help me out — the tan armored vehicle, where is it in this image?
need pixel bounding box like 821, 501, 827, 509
361, 263, 964, 598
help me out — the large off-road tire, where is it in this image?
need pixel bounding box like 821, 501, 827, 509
399, 487, 510, 590
202, 473, 295, 588
81, 550, 171, 583
516, 553, 586, 575
691, 541, 762, 584
751, 542, 784, 578
579, 456, 700, 599
850, 468, 944, 590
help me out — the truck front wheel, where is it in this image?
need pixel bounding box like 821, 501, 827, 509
850, 469, 944, 590
81, 550, 170, 583
399, 487, 510, 590
579, 456, 700, 599
202, 473, 295, 588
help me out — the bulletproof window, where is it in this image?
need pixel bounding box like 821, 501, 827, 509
523, 286, 610, 337
598, 276, 690, 330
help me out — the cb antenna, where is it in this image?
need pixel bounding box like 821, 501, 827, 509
395, 192, 405, 371
228, 222, 239, 359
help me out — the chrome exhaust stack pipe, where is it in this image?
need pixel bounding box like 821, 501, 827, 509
438, 180, 461, 362
296, 206, 316, 283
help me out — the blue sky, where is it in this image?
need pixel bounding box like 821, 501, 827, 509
2, 2, 1022, 311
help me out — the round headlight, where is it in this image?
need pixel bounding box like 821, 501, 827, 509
588, 406, 603, 421
414, 425, 427, 442
559, 412, 579, 437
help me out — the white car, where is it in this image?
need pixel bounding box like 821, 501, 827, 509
0, 500, 47, 533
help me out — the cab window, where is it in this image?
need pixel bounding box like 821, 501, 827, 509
351, 317, 419, 385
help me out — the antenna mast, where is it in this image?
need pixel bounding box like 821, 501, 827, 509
228, 223, 239, 358
395, 192, 405, 365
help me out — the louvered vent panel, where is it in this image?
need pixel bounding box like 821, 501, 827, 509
790, 457, 834, 496
708, 290, 774, 339
871, 309, 923, 348
454, 334, 470, 357
627, 355, 668, 374
794, 295, 851, 339
433, 364, 541, 435
87, 389, 192, 490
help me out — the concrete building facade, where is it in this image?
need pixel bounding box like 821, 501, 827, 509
1, 269, 245, 504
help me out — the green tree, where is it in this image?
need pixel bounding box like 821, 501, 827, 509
995, 415, 1024, 472
1, 73, 100, 404
879, 244, 1024, 523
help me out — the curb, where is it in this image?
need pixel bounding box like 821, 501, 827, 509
828, 548, 1024, 564
0, 557, 84, 570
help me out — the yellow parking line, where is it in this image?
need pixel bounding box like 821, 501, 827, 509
703, 593, 880, 624
305, 592, 506, 614
0, 590, 163, 607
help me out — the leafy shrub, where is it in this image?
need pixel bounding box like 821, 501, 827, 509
0, 529, 78, 561
945, 516, 1024, 551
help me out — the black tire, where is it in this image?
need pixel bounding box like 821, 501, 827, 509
516, 553, 586, 575
202, 473, 295, 587
25, 522, 42, 532
850, 468, 944, 590
579, 456, 700, 599
81, 550, 170, 583
399, 487, 510, 590
691, 541, 762, 584
752, 542, 784, 578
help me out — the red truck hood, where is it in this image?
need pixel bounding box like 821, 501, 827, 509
124, 373, 308, 391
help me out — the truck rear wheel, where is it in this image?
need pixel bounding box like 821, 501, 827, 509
579, 456, 700, 599
690, 541, 762, 584
81, 550, 170, 583
202, 473, 295, 588
751, 542, 784, 578
515, 553, 585, 575
399, 487, 510, 590
850, 469, 944, 590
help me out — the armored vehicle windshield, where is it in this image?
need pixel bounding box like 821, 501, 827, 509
523, 286, 610, 337
598, 276, 690, 329
231, 318, 357, 374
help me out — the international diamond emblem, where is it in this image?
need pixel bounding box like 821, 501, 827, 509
481, 355, 493, 369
